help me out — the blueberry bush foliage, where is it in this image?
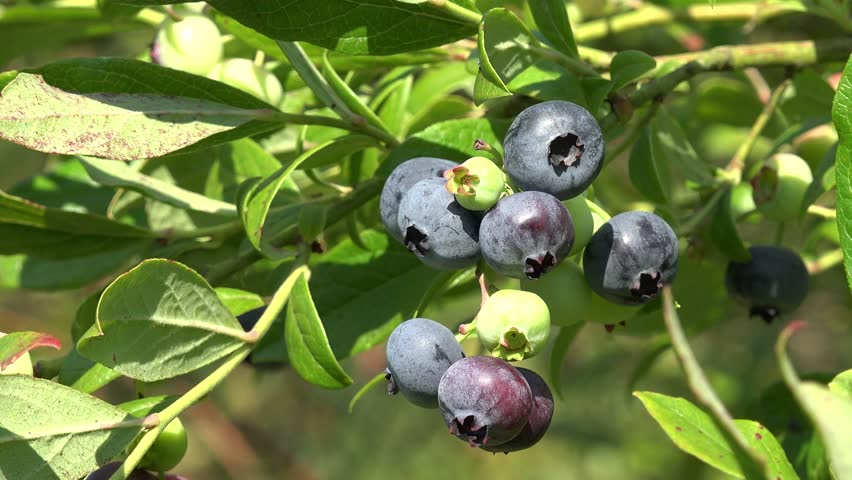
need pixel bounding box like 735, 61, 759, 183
0, 0, 850, 479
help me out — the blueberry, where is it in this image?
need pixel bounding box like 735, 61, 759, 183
438, 356, 533, 447
380, 157, 459, 243
397, 178, 481, 270
207, 58, 284, 106
751, 153, 813, 222
385, 318, 465, 408
151, 14, 223, 76
503, 100, 604, 200
479, 191, 574, 279
481, 368, 554, 453
475, 290, 551, 361
582, 211, 679, 305
445, 156, 506, 211
725, 245, 809, 323
236, 306, 264, 331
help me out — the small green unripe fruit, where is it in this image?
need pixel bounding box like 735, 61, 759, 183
794, 125, 838, 171
0, 332, 33, 376
444, 156, 505, 211
151, 15, 223, 76
752, 153, 813, 221
522, 261, 590, 326
208, 58, 284, 107
522, 262, 635, 326
475, 289, 550, 361
140, 418, 188, 472
563, 197, 592, 256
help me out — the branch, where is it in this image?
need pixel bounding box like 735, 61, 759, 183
600, 38, 852, 134
574, 2, 806, 42
109, 264, 309, 480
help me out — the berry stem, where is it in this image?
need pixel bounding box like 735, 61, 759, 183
573, 2, 807, 43
659, 287, 768, 477
477, 270, 490, 308
676, 186, 728, 235
805, 248, 844, 274
109, 263, 309, 480
347, 371, 388, 413
724, 79, 791, 181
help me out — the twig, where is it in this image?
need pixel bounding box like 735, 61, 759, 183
806, 249, 844, 274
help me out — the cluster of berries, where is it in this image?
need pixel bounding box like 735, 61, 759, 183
377, 100, 685, 452
384, 318, 553, 453
150, 8, 283, 107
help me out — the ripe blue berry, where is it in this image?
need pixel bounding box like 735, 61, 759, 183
725, 245, 809, 323
481, 368, 554, 453
503, 100, 604, 200
438, 356, 533, 447
385, 318, 465, 408
380, 157, 459, 243
583, 211, 679, 305
479, 191, 574, 279
397, 178, 481, 270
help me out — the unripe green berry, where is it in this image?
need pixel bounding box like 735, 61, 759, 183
444, 156, 505, 211
151, 15, 223, 76
208, 58, 284, 107
0, 333, 33, 376
475, 289, 550, 361
752, 153, 813, 221
794, 125, 837, 171
139, 417, 188, 472
521, 261, 590, 326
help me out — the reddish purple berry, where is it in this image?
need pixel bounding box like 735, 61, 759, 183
437, 356, 533, 447
481, 368, 554, 453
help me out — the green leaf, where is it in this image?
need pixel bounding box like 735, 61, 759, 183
710, 185, 752, 261
215, 287, 265, 317
0, 189, 151, 260
629, 128, 672, 204
783, 69, 837, 124
0, 375, 143, 480
406, 62, 473, 120
778, 323, 852, 478
239, 138, 363, 258
205, 0, 477, 56
10, 58, 283, 157
528, 0, 579, 57
0, 331, 61, 372
378, 74, 413, 138
57, 347, 121, 394
831, 53, 852, 294
321, 52, 389, 134
299, 204, 328, 243
300, 230, 445, 358
0, 73, 268, 160
79, 157, 238, 217
285, 272, 353, 389
650, 107, 716, 187
635, 392, 798, 480
474, 8, 540, 104
609, 50, 656, 91
8, 157, 115, 215
548, 323, 584, 400
381, 118, 511, 176
77, 259, 249, 382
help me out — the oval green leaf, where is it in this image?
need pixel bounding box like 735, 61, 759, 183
285, 272, 352, 389
0, 331, 61, 372
77, 259, 249, 382
629, 128, 672, 204
0, 375, 144, 480
830, 53, 852, 293
635, 391, 798, 480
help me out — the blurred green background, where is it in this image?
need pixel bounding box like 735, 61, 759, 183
1, 1, 851, 479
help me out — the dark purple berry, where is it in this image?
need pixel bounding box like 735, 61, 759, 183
583, 211, 679, 305
482, 368, 554, 453
397, 178, 481, 270
503, 101, 604, 200
86, 463, 158, 480
479, 191, 574, 279
380, 157, 458, 243
725, 245, 809, 323
438, 356, 533, 447
385, 318, 465, 408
